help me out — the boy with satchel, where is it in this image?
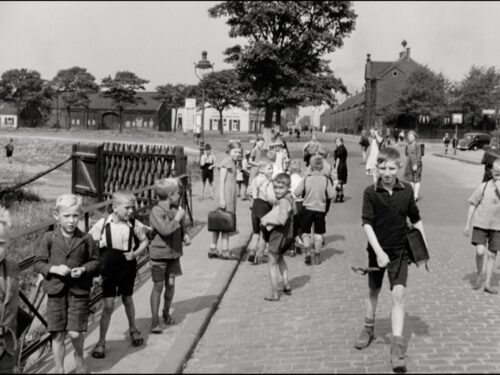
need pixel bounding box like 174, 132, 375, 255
464, 158, 500, 293
260, 173, 295, 302
355, 147, 427, 373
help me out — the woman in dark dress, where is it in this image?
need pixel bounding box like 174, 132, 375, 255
333, 137, 348, 202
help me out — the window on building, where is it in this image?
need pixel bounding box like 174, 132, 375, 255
228, 119, 233, 130
92, 119, 96, 125
233, 119, 240, 131
223, 118, 227, 128
71, 119, 76, 125
5, 117, 14, 125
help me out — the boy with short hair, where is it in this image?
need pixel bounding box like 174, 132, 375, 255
200, 144, 216, 200
0, 207, 21, 374
294, 155, 335, 266
88, 191, 149, 359
149, 178, 191, 333
34, 194, 100, 374
5, 139, 13, 164
464, 158, 500, 293
355, 147, 427, 373
260, 173, 295, 301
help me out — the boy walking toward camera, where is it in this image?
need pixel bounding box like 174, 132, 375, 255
88, 191, 149, 359
260, 173, 295, 301
294, 155, 335, 265
149, 178, 191, 333
464, 158, 500, 294
355, 147, 427, 373
34, 194, 100, 374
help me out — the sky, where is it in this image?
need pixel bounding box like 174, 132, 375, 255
1, 1, 500, 103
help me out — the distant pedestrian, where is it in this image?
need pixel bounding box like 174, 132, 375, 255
333, 137, 348, 202
398, 130, 405, 143
452, 133, 458, 155
241, 151, 251, 200
89, 191, 150, 359
5, 139, 14, 164
200, 144, 216, 200
289, 159, 305, 257
260, 173, 295, 301
148, 178, 191, 333
294, 155, 335, 266
463, 159, 500, 294
355, 147, 427, 373
249, 135, 265, 183
193, 125, 201, 145
403, 131, 423, 201
34, 194, 100, 373
365, 128, 382, 183
443, 133, 451, 154
302, 134, 320, 167
359, 130, 370, 163
208, 141, 241, 260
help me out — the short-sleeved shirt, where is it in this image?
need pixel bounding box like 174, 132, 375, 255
362, 178, 421, 250
468, 180, 500, 231
294, 172, 335, 212
88, 215, 148, 251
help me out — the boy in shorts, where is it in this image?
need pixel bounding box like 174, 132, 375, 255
294, 155, 335, 266
355, 147, 427, 373
464, 158, 500, 293
200, 144, 216, 200
34, 194, 99, 373
260, 173, 295, 301
149, 178, 191, 333
88, 191, 150, 359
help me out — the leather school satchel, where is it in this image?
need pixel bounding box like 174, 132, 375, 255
406, 227, 430, 271
207, 208, 236, 233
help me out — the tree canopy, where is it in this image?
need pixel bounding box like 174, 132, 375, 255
52, 66, 99, 129
101, 71, 149, 132
154, 83, 199, 132
200, 69, 243, 135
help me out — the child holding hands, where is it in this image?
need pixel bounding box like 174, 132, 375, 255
34, 194, 100, 374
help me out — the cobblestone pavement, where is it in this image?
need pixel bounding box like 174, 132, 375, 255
184, 141, 500, 374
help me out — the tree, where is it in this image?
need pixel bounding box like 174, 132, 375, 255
209, 1, 357, 143
0, 68, 53, 127
456, 65, 500, 128
51, 67, 99, 130
200, 69, 242, 135
153, 84, 200, 132
380, 65, 448, 129
100, 71, 149, 133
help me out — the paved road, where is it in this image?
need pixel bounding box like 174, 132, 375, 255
184, 140, 500, 373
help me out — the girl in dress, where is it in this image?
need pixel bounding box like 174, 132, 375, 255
334, 137, 348, 202
365, 128, 383, 183
404, 130, 423, 201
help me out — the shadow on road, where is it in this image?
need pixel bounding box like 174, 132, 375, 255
462, 271, 500, 288
321, 247, 344, 263
324, 234, 346, 243
170, 294, 220, 325
288, 275, 311, 290
373, 313, 430, 346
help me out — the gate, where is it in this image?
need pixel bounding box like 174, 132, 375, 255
72, 143, 104, 201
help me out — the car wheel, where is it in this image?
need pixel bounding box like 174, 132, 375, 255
473, 145, 478, 151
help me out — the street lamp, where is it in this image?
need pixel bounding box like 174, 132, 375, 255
52, 84, 61, 128
194, 51, 214, 156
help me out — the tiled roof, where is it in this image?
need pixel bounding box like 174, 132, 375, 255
0, 101, 17, 115
50, 91, 162, 111
333, 91, 365, 113
370, 62, 393, 78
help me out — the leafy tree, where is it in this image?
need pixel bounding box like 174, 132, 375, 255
200, 69, 242, 135
0, 68, 52, 127
209, 1, 356, 143
100, 71, 149, 133
154, 84, 200, 132
51, 67, 99, 130
456, 65, 500, 128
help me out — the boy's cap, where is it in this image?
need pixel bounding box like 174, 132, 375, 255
158, 178, 180, 195
310, 155, 323, 169
204, 144, 212, 150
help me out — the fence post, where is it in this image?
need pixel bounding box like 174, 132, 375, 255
96, 144, 104, 202
71, 144, 77, 195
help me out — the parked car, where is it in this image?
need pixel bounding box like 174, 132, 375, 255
457, 132, 491, 150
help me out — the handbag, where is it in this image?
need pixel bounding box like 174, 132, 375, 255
207, 208, 236, 233
406, 227, 430, 271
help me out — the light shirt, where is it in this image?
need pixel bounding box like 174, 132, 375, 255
88, 215, 148, 251
468, 180, 500, 231
290, 173, 303, 201
249, 173, 275, 203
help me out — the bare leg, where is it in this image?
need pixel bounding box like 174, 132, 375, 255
52, 331, 66, 373
278, 256, 290, 289
313, 234, 323, 255
122, 295, 137, 332
211, 232, 220, 251
266, 253, 280, 299
221, 232, 230, 253
475, 244, 486, 287
163, 277, 175, 320
484, 250, 497, 290
366, 287, 381, 320
97, 297, 115, 346
391, 285, 405, 337
68, 331, 86, 373
150, 281, 164, 327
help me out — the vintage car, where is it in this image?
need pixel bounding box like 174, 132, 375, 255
458, 132, 491, 150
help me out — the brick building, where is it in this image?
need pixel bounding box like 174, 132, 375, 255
321, 46, 421, 134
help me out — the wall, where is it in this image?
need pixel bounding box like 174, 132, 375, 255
0, 115, 17, 128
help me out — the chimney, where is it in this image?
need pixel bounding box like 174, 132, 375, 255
406, 47, 411, 60
399, 50, 405, 59
366, 53, 371, 62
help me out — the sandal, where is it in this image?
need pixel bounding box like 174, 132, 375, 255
264, 296, 280, 302
163, 314, 175, 325
91, 343, 106, 359
221, 251, 238, 260
129, 329, 144, 347
208, 248, 219, 259
283, 287, 292, 296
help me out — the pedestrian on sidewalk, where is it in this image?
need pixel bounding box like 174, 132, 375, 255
241, 150, 251, 200
294, 155, 335, 266
5, 139, 14, 164
365, 128, 382, 183
355, 147, 427, 373
443, 132, 451, 154
246, 160, 275, 264
200, 144, 216, 200
359, 130, 370, 163
302, 133, 321, 167
0, 207, 21, 374
88, 191, 150, 359
148, 178, 192, 333
452, 133, 458, 155
403, 131, 424, 201
289, 159, 305, 257
333, 137, 348, 203
248, 135, 266, 183
260, 173, 295, 301
34, 195, 100, 373
208, 141, 242, 260
463, 159, 500, 294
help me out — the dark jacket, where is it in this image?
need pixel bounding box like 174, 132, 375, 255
0, 257, 19, 357
34, 226, 100, 296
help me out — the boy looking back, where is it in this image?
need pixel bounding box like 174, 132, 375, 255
88, 191, 149, 359
34, 194, 99, 374
355, 147, 427, 373
149, 178, 191, 333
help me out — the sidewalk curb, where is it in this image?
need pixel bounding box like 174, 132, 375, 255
432, 153, 482, 165
155, 234, 252, 374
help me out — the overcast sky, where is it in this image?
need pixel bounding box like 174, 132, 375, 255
1, 1, 499, 102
